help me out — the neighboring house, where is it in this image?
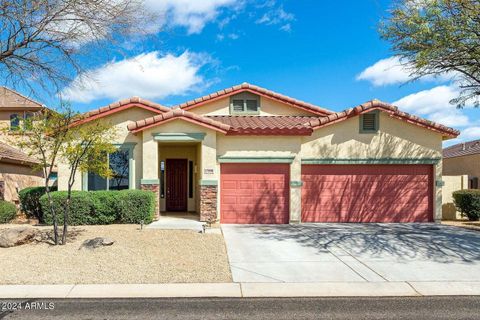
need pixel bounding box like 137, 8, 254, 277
0, 86, 47, 137
0, 87, 49, 204
57, 83, 458, 224
443, 139, 480, 189
441, 139, 480, 220
0, 142, 42, 203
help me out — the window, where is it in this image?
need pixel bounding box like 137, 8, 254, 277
24, 112, 34, 130
10, 114, 20, 131
470, 177, 479, 189
230, 93, 260, 114
360, 111, 379, 133
86, 148, 131, 191
160, 160, 165, 198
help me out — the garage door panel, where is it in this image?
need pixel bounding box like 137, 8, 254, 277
301, 164, 433, 223
221, 163, 290, 224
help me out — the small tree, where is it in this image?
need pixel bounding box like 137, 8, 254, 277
60, 121, 116, 244
380, 0, 480, 107
9, 106, 74, 244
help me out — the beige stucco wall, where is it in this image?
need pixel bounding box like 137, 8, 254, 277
192, 96, 317, 116
0, 162, 43, 203
443, 154, 480, 180
57, 107, 158, 191
141, 119, 218, 181
300, 113, 444, 221
442, 175, 468, 220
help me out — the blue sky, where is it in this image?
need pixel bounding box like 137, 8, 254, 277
27, 1, 480, 145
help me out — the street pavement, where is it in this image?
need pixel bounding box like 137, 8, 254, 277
1, 296, 479, 319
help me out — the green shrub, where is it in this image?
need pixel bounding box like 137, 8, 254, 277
117, 190, 155, 224
39, 190, 155, 225
18, 186, 57, 222
90, 191, 120, 224
0, 201, 17, 223
453, 189, 480, 221
40, 191, 94, 225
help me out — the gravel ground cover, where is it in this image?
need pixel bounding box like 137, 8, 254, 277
0, 224, 232, 284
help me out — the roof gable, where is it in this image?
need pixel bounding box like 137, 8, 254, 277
0, 87, 45, 111
71, 97, 170, 127
174, 83, 332, 116
128, 109, 230, 134
308, 100, 459, 139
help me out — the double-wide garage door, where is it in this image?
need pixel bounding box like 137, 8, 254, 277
302, 164, 433, 223
220, 163, 290, 224
220, 163, 433, 224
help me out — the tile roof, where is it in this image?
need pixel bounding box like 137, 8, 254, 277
207, 115, 315, 135
0, 142, 39, 166
174, 82, 332, 116
308, 100, 459, 138
127, 109, 231, 133
71, 97, 170, 127
443, 139, 480, 159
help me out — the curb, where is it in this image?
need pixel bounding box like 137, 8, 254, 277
0, 282, 479, 299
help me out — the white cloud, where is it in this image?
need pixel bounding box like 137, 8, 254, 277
357, 56, 457, 86
393, 85, 472, 127
145, 0, 240, 34
460, 127, 480, 140
255, 6, 294, 31
62, 51, 211, 103
357, 57, 412, 86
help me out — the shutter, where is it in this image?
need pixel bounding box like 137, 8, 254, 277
232, 99, 244, 112
246, 99, 258, 112
362, 113, 377, 131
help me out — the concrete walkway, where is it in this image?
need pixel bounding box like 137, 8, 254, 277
1, 282, 480, 298
222, 224, 480, 283
147, 215, 205, 232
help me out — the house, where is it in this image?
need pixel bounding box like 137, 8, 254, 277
441, 139, 480, 220
57, 83, 459, 224
0, 87, 49, 203
443, 139, 480, 189
0, 86, 47, 137
0, 142, 43, 203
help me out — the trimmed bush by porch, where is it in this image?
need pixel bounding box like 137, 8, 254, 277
18, 186, 57, 222
0, 201, 17, 223
39, 190, 155, 225
453, 189, 480, 221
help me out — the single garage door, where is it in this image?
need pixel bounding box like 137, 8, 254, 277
220, 163, 290, 224
302, 164, 433, 223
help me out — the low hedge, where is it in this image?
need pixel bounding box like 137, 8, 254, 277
40, 190, 155, 225
18, 186, 57, 222
0, 201, 17, 223
453, 189, 480, 221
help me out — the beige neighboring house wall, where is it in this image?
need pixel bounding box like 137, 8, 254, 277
0, 162, 43, 203
443, 154, 480, 181
442, 175, 469, 220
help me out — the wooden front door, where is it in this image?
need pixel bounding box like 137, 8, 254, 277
166, 159, 188, 212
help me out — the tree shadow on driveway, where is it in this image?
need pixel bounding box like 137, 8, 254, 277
229, 224, 480, 263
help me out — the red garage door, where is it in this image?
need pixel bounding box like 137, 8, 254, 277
220, 163, 290, 224
302, 164, 433, 223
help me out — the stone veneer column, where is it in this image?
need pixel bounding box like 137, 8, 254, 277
200, 184, 218, 223
140, 181, 160, 220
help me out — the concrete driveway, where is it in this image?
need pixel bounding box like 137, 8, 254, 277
221, 224, 480, 283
